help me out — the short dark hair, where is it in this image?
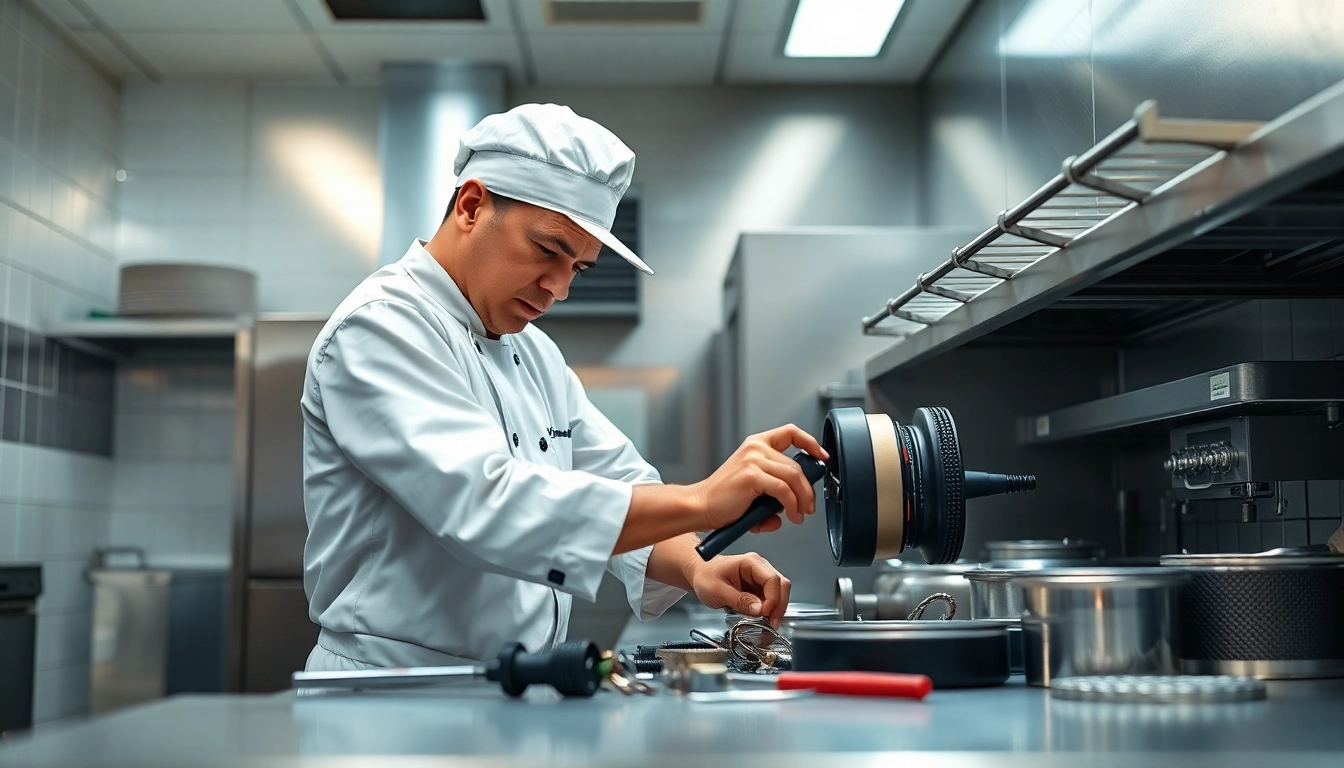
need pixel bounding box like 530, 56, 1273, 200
442, 187, 515, 223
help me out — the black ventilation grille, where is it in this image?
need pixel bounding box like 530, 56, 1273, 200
548, 1, 702, 24
324, 0, 486, 21
550, 197, 641, 318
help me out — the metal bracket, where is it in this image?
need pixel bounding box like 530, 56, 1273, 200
997, 211, 1073, 248
1063, 156, 1148, 202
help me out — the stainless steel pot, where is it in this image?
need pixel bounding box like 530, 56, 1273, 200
1015, 567, 1190, 687
964, 559, 1103, 620
1160, 548, 1344, 679
983, 539, 1101, 567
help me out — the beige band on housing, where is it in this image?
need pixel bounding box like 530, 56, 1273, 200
866, 414, 904, 560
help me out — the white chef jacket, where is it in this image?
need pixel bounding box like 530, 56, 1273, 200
301, 240, 686, 668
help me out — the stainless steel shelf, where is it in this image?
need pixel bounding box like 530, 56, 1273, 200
49, 317, 249, 339
866, 79, 1344, 381
1021, 361, 1344, 444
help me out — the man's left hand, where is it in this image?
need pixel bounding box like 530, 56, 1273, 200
689, 552, 791, 628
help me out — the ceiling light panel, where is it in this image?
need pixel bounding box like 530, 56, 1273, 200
784, 0, 905, 58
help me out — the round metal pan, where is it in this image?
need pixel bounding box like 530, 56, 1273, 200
791, 620, 1011, 689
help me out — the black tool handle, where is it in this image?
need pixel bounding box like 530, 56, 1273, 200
484, 640, 602, 697
696, 453, 827, 561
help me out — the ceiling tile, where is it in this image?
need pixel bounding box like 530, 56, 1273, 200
118, 32, 332, 77
70, 29, 143, 74
529, 33, 721, 85
732, 0, 790, 34
292, 0, 518, 31
67, 0, 300, 31
516, 0, 731, 37
28, 0, 92, 29
318, 31, 525, 81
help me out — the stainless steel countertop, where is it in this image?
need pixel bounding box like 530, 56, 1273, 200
2, 675, 1342, 767
3, 608, 1339, 767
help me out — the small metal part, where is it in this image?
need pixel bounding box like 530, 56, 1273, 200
1049, 675, 1266, 704
906, 592, 956, 621
688, 662, 728, 693
1241, 499, 1257, 523
655, 647, 728, 669
1326, 404, 1341, 428
603, 650, 654, 696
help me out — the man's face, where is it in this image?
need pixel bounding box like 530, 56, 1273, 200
459, 195, 602, 337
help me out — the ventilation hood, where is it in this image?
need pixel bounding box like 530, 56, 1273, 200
378, 62, 506, 266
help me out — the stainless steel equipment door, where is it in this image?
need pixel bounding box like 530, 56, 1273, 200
247, 319, 327, 577
243, 580, 319, 692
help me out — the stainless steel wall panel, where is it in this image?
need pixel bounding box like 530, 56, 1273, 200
1091, 0, 1344, 130
922, 0, 1011, 226
1001, 0, 1097, 205
923, 0, 1344, 230
246, 319, 327, 577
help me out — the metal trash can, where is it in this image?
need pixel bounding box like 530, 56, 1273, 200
89, 549, 171, 714
88, 548, 227, 714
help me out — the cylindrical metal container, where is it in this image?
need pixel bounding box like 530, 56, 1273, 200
965, 560, 1106, 620
983, 539, 1101, 567
1015, 568, 1190, 687
836, 561, 975, 621
791, 620, 1011, 688
965, 567, 1030, 620
1160, 550, 1344, 679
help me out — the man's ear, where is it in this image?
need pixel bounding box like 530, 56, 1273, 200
454, 179, 487, 230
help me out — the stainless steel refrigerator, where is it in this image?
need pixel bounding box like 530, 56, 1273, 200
227, 316, 327, 692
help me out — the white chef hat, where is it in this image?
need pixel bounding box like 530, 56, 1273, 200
453, 103, 652, 275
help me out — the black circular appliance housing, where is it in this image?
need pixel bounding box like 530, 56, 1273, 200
821, 406, 1035, 567
822, 407, 878, 566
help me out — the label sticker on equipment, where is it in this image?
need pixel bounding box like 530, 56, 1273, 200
1035, 415, 1050, 437
1209, 372, 1230, 401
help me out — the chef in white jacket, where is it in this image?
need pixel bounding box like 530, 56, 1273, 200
302, 104, 826, 671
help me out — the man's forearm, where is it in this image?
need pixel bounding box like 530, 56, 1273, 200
612, 483, 706, 555
644, 533, 705, 591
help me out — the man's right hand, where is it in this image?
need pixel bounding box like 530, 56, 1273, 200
692, 424, 828, 533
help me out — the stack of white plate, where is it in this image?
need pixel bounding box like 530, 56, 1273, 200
117, 263, 257, 317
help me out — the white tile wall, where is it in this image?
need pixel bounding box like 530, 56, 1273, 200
0, 0, 119, 727
117, 82, 382, 313
108, 356, 234, 568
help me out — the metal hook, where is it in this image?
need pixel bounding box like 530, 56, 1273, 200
907, 592, 957, 621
